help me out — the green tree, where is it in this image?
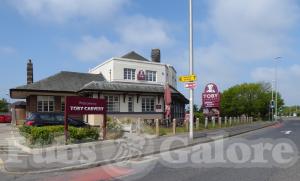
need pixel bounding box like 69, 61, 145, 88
0, 99, 8, 113
220, 82, 284, 119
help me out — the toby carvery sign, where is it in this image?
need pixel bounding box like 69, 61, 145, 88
65, 96, 107, 115
202, 83, 220, 108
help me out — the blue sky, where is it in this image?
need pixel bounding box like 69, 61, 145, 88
1, 0, 300, 106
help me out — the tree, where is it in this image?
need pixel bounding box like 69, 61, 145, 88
0, 99, 8, 113
220, 82, 284, 119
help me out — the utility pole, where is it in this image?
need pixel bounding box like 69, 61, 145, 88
189, 0, 194, 139
271, 80, 274, 121
274, 57, 281, 120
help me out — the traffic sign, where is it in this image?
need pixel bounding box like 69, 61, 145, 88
179, 74, 197, 82
185, 82, 197, 89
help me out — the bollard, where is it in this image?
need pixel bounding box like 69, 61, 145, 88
238, 117, 240, 124
218, 117, 222, 127
212, 117, 216, 128
196, 118, 199, 130
224, 116, 227, 126
130, 119, 133, 134
155, 119, 159, 137
137, 118, 141, 135
205, 117, 208, 129
185, 119, 189, 131
173, 118, 176, 135
229, 117, 232, 126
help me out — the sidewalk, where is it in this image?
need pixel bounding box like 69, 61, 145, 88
3, 121, 277, 173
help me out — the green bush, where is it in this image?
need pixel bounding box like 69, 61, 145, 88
107, 117, 123, 132
30, 127, 54, 145
69, 127, 99, 141
18, 125, 99, 145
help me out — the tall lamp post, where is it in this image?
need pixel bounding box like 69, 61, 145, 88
188, 0, 194, 139
274, 57, 282, 120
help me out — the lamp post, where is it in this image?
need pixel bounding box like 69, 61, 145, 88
188, 0, 194, 139
274, 57, 282, 120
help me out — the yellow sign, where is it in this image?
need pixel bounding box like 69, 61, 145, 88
179, 74, 197, 82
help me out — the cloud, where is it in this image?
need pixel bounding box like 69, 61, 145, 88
0, 46, 16, 55
8, 0, 130, 23
117, 15, 173, 47
206, 0, 299, 61
251, 65, 300, 105
71, 15, 174, 61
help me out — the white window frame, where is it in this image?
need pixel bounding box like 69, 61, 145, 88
61, 97, 65, 112
142, 97, 155, 112
145, 70, 157, 82
104, 95, 120, 112
37, 96, 55, 112
124, 68, 136, 80
128, 96, 134, 112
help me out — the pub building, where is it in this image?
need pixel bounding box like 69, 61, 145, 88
10, 49, 188, 125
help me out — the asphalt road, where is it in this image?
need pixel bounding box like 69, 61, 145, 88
0, 119, 299, 181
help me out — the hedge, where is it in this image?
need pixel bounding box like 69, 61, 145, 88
19, 126, 99, 146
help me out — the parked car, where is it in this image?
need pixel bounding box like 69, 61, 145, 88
25, 113, 87, 127
0, 114, 11, 123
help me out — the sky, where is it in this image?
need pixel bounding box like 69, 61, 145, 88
1, 0, 300, 106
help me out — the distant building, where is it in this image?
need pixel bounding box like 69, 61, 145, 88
10, 49, 188, 125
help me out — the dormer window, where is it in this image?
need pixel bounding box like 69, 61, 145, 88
124, 68, 136, 80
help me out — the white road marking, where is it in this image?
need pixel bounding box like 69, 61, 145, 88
281, 130, 292, 135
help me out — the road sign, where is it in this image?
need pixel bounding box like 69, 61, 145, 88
185, 82, 197, 89
179, 74, 197, 82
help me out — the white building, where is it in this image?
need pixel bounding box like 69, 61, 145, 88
10, 49, 188, 126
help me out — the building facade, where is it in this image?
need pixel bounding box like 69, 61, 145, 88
10, 49, 188, 125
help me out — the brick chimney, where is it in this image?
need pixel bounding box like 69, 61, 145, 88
151, 49, 161, 63
27, 59, 33, 84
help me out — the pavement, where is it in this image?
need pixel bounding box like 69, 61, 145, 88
0, 121, 275, 174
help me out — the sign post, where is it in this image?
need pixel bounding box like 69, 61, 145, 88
64, 96, 107, 143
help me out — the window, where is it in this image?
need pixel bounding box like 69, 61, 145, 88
146, 70, 156, 82
37, 96, 55, 112
61, 97, 65, 112
142, 97, 155, 112
128, 96, 134, 112
104, 95, 120, 112
124, 68, 136, 80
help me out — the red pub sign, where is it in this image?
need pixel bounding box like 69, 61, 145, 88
64, 96, 107, 142
202, 83, 221, 108
65, 96, 107, 115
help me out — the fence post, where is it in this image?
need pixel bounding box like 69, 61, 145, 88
205, 117, 208, 129
224, 116, 227, 126
212, 117, 215, 128
218, 117, 222, 127
185, 119, 189, 131
229, 117, 232, 126
173, 118, 176, 135
137, 118, 141, 135
130, 119, 133, 134
155, 119, 159, 137
196, 118, 199, 130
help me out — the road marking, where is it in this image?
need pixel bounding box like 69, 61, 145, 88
281, 130, 292, 135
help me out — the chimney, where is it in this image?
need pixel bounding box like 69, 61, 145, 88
27, 59, 33, 84
151, 49, 161, 63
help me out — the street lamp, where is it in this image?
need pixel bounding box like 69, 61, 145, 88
274, 57, 282, 120
188, 0, 194, 139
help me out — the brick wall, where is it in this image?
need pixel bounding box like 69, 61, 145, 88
26, 95, 37, 112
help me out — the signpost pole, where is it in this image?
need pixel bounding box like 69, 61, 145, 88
64, 97, 68, 144
188, 0, 194, 140
103, 113, 107, 140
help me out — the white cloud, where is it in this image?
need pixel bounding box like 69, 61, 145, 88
251, 65, 300, 105
0, 46, 16, 55
207, 0, 299, 61
72, 15, 174, 61
8, 0, 129, 23
117, 15, 173, 47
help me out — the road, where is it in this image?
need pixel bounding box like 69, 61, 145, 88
0, 119, 299, 181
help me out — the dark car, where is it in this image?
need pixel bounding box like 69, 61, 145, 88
25, 113, 87, 127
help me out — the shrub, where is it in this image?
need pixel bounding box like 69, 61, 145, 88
107, 117, 123, 132
69, 127, 99, 141
29, 127, 54, 145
